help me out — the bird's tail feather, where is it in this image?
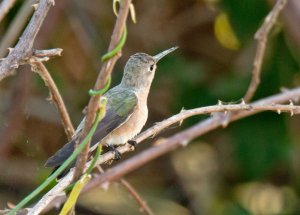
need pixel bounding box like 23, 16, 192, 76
44, 140, 75, 168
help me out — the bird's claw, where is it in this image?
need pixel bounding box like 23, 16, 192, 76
127, 140, 137, 150
108, 145, 121, 160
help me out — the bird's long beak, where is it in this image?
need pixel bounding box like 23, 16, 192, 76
153, 46, 178, 62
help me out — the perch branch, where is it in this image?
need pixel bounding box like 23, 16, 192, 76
84, 87, 300, 191
29, 86, 300, 214
0, 0, 54, 81
73, 0, 132, 181
244, 0, 288, 102
30, 60, 74, 140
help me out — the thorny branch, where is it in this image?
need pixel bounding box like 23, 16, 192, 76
243, 0, 288, 102
0, 0, 55, 81
84, 88, 300, 192
73, 0, 132, 181
29, 87, 300, 214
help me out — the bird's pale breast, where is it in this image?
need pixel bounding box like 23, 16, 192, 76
105, 100, 148, 145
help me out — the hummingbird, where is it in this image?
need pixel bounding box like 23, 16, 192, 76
44, 47, 178, 173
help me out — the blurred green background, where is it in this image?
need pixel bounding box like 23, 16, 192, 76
1, 0, 300, 214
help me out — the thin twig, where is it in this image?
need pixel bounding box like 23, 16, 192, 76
0, 0, 55, 81
29, 87, 300, 214
73, 0, 132, 181
243, 0, 288, 102
30, 61, 75, 140
0, 0, 17, 23
120, 179, 155, 215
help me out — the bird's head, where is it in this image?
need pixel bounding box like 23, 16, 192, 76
121, 47, 178, 91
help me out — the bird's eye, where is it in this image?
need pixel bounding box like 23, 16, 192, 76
148, 64, 155, 72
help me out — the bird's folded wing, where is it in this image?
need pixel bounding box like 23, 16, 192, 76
44, 90, 138, 168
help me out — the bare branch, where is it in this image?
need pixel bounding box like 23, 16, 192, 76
0, 0, 55, 81
244, 0, 288, 102
0, 0, 17, 23
29, 87, 300, 214
30, 61, 75, 140
73, 0, 132, 181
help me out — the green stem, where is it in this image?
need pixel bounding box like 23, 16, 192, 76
85, 145, 102, 175
9, 110, 103, 215
64, 146, 102, 193
89, 76, 111, 96
101, 26, 127, 62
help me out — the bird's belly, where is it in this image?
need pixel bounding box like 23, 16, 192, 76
106, 104, 148, 146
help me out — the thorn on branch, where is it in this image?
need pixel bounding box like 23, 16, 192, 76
153, 138, 166, 146
247, 105, 253, 111
7, 47, 13, 53
49, 0, 55, 6
32, 4, 38, 10
101, 181, 110, 191
218, 113, 230, 128
11, 63, 18, 69
180, 139, 189, 147
46, 94, 53, 102
179, 107, 185, 126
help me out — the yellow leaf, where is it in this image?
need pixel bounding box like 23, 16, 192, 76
59, 174, 91, 215
214, 12, 240, 50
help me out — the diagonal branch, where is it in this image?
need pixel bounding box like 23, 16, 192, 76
0, 0, 55, 81
243, 0, 288, 102
84, 87, 300, 192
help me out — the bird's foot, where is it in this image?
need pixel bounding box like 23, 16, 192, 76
127, 140, 137, 150
108, 145, 121, 160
